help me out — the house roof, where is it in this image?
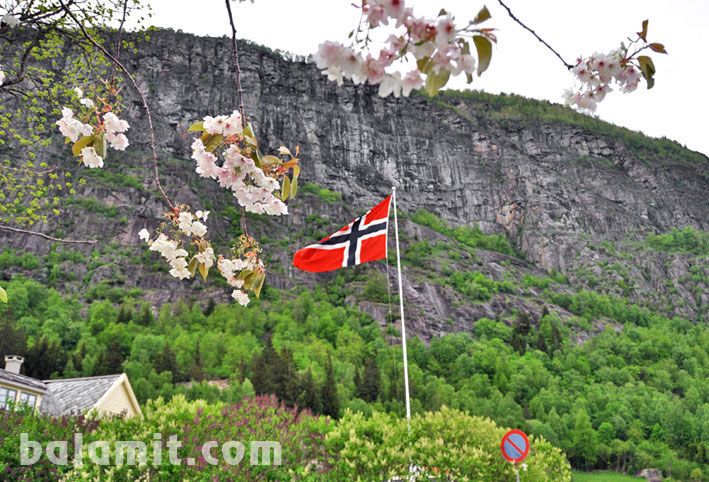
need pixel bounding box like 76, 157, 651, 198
40, 374, 122, 416
0, 368, 48, 393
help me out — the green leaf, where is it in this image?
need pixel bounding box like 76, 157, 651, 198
243, 123, 258, 146
473, 35, 493, 75
72, 135, 94, 156
290, 175, 298, 198
638, 19, 648, 42
637, 55, 656, 89
417, 57, 434, 75
94, 131, 107, 159
281, 175, 291, 201
204, 134, 224, 152
472, 6, 491, 24
198, 262, 208, 282
261, 155, 281, 166
252, 272, 265, 298
649, 43, 667, 54
188, 121, 204, 133
188, 257, 198, 277
0, 286, 7, 303
424, 70, 450, 96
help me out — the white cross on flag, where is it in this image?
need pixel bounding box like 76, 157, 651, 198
292, 195, 392, 272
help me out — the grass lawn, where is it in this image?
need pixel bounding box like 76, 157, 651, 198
572, 471, 644, 482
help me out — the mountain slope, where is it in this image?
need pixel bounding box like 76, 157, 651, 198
0, 29, 707, 333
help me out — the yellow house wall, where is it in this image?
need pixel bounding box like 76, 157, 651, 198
94, 382, 138, 418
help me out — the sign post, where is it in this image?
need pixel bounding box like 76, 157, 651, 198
500, 429, 530, 481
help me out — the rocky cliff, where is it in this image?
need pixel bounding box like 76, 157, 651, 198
1, 29, 707, 338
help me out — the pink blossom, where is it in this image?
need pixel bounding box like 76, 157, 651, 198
362, 55, 386, 84
378, 0, 405, 22
314, 41, 345, 70
435, 14, 456, 48
365, 4, 387, 27
401, 70, 423, 96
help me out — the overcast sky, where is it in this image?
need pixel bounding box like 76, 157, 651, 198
142, 0, 709, 156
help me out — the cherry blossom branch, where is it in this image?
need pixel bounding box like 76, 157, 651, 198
0, 224, 97, 244
224, 0, 247, 128
58, 0, 175, 210
224, 0, 250, 237
495, 0, 574, 70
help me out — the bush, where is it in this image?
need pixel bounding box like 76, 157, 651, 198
301, 183, 342, 204
0, 250, 40, 270
450, 271, 514, 301
325, 407, 571, 481
7, 395, 331, 480
645, 227, 708, 255
410, 209, 516, 256
361, 272, 390, 303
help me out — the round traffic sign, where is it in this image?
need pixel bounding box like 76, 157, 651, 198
500, 429, 530, 463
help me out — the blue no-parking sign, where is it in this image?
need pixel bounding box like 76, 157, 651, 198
500, 429, 530, 464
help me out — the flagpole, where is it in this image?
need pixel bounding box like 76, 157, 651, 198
391, 187, 412, 426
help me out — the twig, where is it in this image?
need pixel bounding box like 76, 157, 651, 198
58, 0, 175, 210
224, 0, 250, 237
224, 0, 247, 128
496, 0, 574, 70
0, 225, 97, 244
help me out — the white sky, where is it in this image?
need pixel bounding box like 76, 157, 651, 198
142, 0, 709, 156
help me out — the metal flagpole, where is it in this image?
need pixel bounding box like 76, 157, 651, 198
391, 187, 412, 425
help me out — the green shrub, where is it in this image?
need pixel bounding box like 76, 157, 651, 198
645, 227, 708, 255
301, 182, 342, 203
450, 271, 513, 301
67, 197, 119, 219
411, 209, 516, 256
361, 271, 390, 303
326, 407, 571, 481
0, 250, 40, 270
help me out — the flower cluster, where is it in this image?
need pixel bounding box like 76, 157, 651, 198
564, 20, 666, 113
563, 49, 642, 112
190, 112, 299, 216
56, 107, 93, 143
217, 255, 260, 306
139, 208, 215, 281
0, 66, 5, 86
56, 89, 130, 168
315, 1, 494, 97
144, 232, 191, 279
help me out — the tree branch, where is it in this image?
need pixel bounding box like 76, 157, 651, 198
224, 0, 250, 237
496, 0, 574, 70
58, 0, 175, 210
224, 0, 247, 128
0, 225, 97, 244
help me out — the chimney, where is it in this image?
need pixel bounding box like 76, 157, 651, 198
4, 355, 24, 374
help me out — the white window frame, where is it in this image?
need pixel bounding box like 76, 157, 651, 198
0, 387, 18, 409
19, 392, 37, 408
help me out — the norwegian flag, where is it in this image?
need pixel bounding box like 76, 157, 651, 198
293, 195, 392, 272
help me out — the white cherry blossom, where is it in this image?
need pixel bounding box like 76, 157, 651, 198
80, 146, 103, 168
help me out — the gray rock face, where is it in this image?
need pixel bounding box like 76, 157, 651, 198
1, 30, 707, 336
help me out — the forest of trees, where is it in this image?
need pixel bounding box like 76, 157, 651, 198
0, 269, 706, 480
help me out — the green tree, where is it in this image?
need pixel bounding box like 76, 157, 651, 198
24, 336, 67, 379
570, 408, 598, 469
321, 355, 339, 418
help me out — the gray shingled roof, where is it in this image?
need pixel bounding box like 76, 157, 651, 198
40, 374, 121, 416
0, 368, 48, 392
